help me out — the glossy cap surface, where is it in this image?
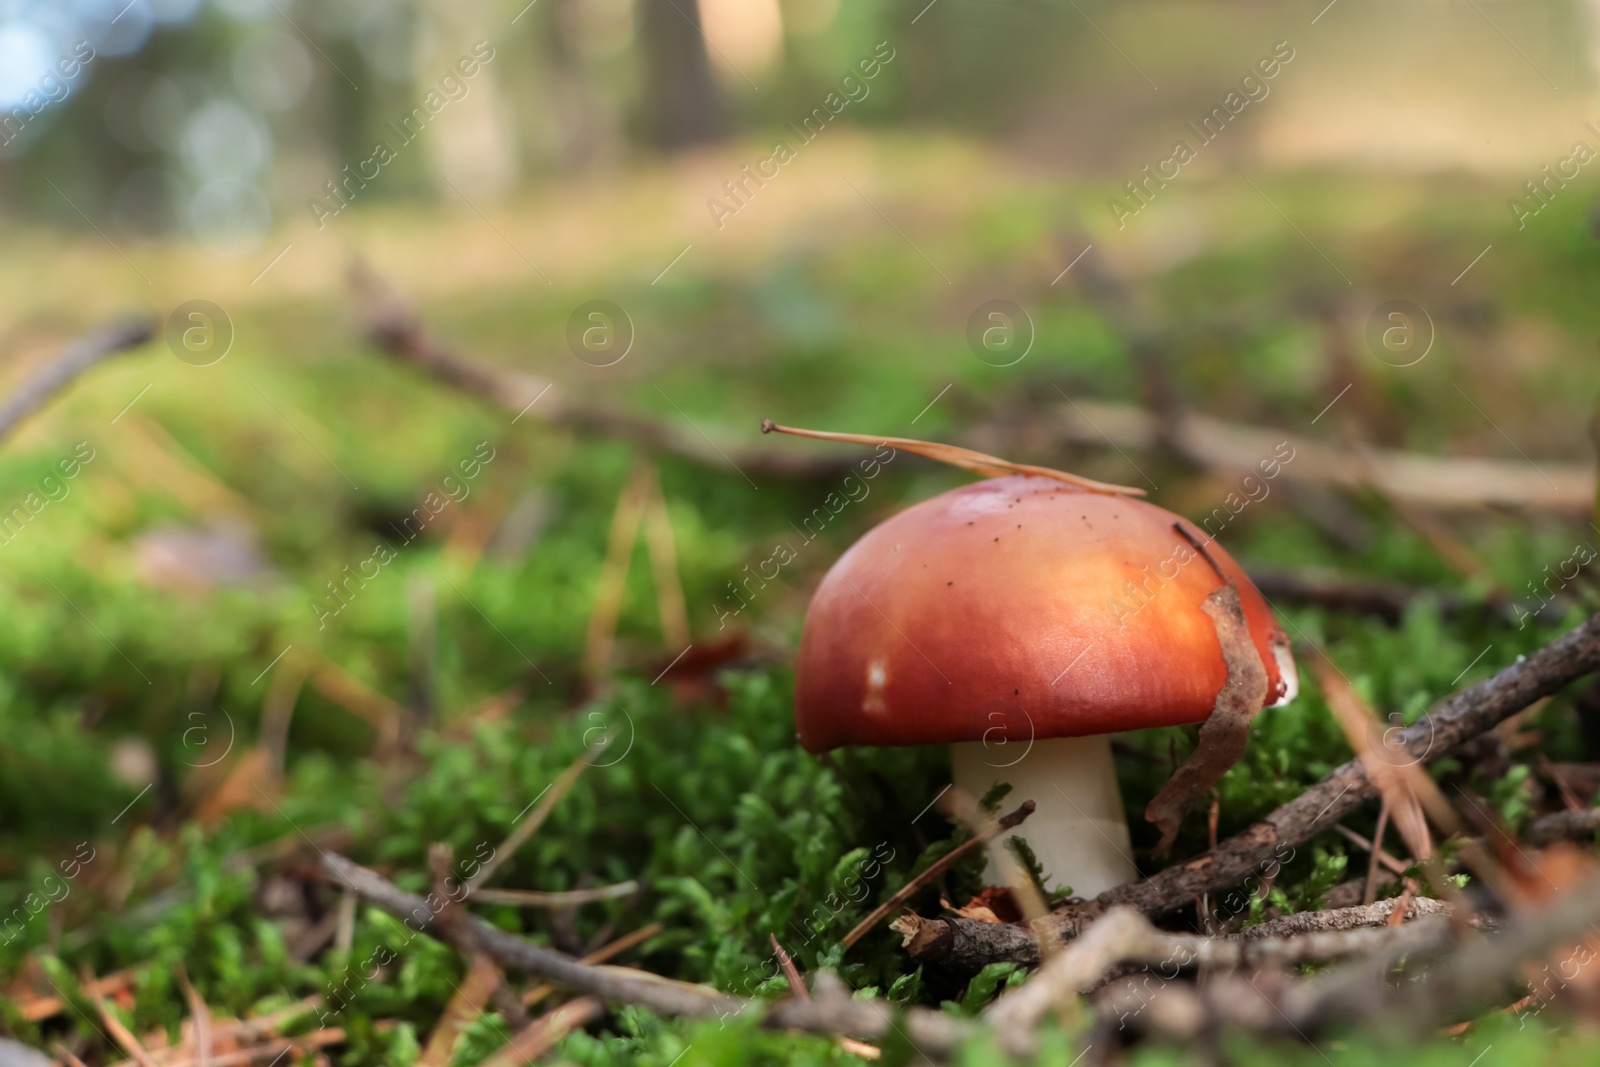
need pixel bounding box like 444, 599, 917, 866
794, 475, 1294, 752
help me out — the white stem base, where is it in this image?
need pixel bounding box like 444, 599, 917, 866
951, 734, 1137, 900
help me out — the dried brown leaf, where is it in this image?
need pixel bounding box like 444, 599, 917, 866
1144, 583, 1268, 855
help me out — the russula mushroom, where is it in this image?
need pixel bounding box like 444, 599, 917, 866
774, 424, 1297, 899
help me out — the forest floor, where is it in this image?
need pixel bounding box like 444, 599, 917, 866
2, 133, 1600, 1064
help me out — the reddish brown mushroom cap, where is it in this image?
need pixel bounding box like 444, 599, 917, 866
794, 475, 1293, 753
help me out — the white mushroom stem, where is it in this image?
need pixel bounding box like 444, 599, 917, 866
951, 734, 1137, 900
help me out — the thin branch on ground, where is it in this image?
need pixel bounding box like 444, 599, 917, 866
465, 731, 614, 896
1037, 397, 1593, 512
1096, 611, 1600, 913
346, 261, 843, 480
471, 881, 640, 908
1527, 806, 1600, 845
522, 922, 664, 1008
323, 851, 978, 1051
842, 800, 1035, 950
895, 896, 1450, 970
0, 317, 153, 446
478, 998, 604, 1067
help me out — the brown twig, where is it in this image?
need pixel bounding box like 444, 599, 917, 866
472, 882, 639, 908
769, 936, 883, 1060
465, 731, 613, 896
1092, 870, 1600, 1043
176, 966, 213, 1067
324, 852, 979, 1052
523, 923, 664, 1008
1041, 397, 1593, 512
943, 790, 1058, 960
1240, 896, 1449, 939
917, 610, 1600, 969
19, 967, 140, 1023
428, 845, 529, 1031
985, 904, 1456, 1034
1359, 803, 1394, 903
895, 897, 1451, 969
771, 935, 807, 998
1527, 805, 1600, 845
54, 1045, 93, 1067
1094, 611, 1600, 917
327, 853, 732, 1017
80, 965, 157, 1067
478, 998, 604, 1067
418, 954, 502, 1067
0, 317, 153, 446
840, 800, 1035, 949
347, 262, 841, 481
1333, 820, 1408, 878
138, 1029, 346, 1067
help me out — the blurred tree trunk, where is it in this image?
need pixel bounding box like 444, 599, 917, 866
544, 0, 624, 170
638, 0, 723, 150
419, 0, 520, 198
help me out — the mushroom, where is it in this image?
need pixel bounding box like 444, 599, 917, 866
791, 468, 1297, 899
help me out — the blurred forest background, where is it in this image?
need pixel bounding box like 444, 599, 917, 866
4, 0, 1600, 1065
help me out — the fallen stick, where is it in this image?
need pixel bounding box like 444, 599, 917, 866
1047, 887, 1574, 1046
1099, 611, 1600, 915
1330, 822, 1408, 879
478, 998, 603, 1067
81, 965, 157, 1067
463, 729, 613, 897
899, 612, 1600, 966
1037, 398, 1594, 513
0, 317, 153, 446
18, 967, 141, 1023
894, 897, 1450, 971
1289, 871, 1600, 1036
134, 1028, 347, 1067
841, 800, 1035, 950
1244, 566, 1551, 627
471, 881, 639, 908
348, 262, 843, 481
326, 852, 737, 1018
1527, 806, 1600, 846
522, 922, 664, 1008
771, 935, 883, 1060
324, 852, 979, 1052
